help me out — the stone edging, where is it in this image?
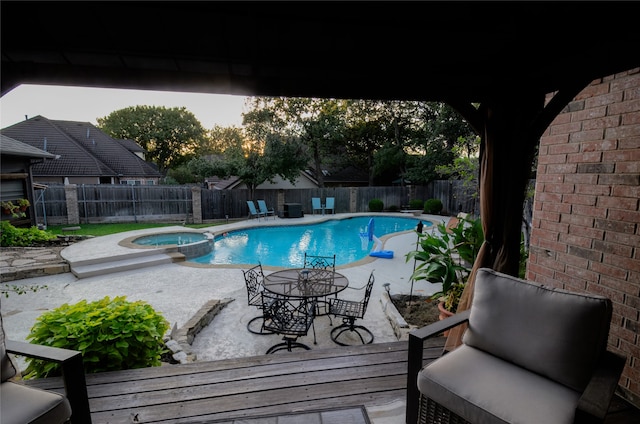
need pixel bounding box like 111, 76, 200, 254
380, 292, 417, 341
164, 298, 234, 363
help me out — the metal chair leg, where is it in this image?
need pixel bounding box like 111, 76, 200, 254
266, 336, 311, 354
330, 318, 374, 346
247, 315, 274, 335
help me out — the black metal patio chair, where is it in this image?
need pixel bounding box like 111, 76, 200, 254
328, 270, 375, 346
242, 263, 273, 335
303, 253, 337, 322
261, 293, 317, 354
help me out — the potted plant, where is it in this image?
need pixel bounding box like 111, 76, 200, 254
1, 201, 16, 215
1, 200, 28, 218
406, 215, 484, 318
18, 198, 30, 211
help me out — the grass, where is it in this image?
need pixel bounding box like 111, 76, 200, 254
45, 223, 219, 237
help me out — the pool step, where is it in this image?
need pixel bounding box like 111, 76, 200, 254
69, 249, 185, 279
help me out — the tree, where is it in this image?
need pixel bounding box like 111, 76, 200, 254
243, 97, 348, 187
400, 102, 477, 185
97, 105, 206, 173
199, 125, 245, 156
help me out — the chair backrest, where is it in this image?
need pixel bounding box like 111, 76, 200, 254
325, 197, 335, 211
261, 292, 315, 336
312, 197, 322, 209
359, 271, 375, 316
257, 200, 271, 214
247, 200, 259, 215
304, 252, 336, 271
242, 263, 265, 307
464, 268, 613, 392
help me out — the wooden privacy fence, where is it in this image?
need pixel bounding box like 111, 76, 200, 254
31, 181, 500, 226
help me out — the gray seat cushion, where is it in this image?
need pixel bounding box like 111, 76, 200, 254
1, 381, 72, 424
418, 345, 581, 424
463, 268, 612, 392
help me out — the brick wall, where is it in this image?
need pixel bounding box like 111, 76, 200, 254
528, 68, 640, 405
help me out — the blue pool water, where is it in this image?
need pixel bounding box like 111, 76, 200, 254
189, 215, 429, 267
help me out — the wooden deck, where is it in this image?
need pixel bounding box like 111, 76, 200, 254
21, 338, 640, 424
22, 339, 441, 423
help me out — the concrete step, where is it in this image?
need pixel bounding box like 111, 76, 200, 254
70, 251, 185, 279
69, 247, 177, 267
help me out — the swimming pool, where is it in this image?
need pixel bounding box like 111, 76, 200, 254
189, 215, 429, 267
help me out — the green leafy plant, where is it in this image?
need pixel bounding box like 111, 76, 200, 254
23, 296, 170, 378
368, 198, 384, 212
0, 221, 57, 247
424, 198, 443, 214
406, 216, 483, 312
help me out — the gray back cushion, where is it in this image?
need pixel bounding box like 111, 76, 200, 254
1, 311, 18, 382
463, 268, 612, 392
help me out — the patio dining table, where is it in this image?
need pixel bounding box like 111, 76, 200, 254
263, 268, 349, 299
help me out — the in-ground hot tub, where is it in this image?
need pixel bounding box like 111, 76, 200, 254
131, 231, 215, 259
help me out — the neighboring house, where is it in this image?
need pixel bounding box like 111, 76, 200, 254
0, 134, 58, 226
205, 165, 368, 190
116, 138, 149, 161
1, 115, 162, 185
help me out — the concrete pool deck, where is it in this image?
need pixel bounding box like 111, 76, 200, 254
1, 212, 450, 365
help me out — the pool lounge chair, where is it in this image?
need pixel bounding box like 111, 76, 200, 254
257, 200, 276, 219
247, 201, 265, 220
311, 197, 324, 215
324, 197, 335, 214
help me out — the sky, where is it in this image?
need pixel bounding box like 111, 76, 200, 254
0, 84, 249, 130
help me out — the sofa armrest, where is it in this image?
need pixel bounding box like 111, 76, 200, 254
406, 309, 470, 424
6, 339, 92, 424
574, 351, 626, 424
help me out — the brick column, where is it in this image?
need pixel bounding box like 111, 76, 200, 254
191, 186, 202, 224
64, 184, 80, 224
349, 187, 358, 212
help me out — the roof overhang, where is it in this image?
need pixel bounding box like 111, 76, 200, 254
2, 2, 639, 103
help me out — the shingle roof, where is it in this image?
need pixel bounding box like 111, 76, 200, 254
1, 116, 161, 178
0, 134, 58, 159
116, 138, 147, 153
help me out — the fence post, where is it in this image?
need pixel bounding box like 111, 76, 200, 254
65, 184, 80, 225
191, 186, 202, 224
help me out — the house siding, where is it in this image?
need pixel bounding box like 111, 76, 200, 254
529, 68, 640, 406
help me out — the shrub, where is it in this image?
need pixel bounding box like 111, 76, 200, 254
387, 205, 400, 212
409, 199, 424, 209
24, 296, 170, 378
0, 221, 57, 246
424, 198, 443, 214
368, 199, 384, 212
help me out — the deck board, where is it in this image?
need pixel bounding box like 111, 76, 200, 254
22, 339, 444, 423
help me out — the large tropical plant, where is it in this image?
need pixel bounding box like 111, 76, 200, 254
406, 215, 483, 312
